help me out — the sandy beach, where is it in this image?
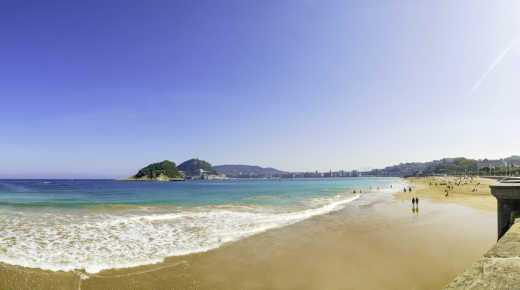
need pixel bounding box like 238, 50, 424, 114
0, 177, 498, 290
397, 176, 497, 213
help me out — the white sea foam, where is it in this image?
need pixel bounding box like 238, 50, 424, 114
0, 194, 360, 274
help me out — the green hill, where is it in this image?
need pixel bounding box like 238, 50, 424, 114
365, 155, 520, 177
131, 160, 183, 181
178, 158, 217, 176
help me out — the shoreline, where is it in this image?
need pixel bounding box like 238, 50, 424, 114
0, 177, 497, 289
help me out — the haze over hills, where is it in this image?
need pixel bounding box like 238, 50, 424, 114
213, 165, 287, 178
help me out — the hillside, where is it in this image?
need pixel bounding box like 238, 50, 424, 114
365, 156, 520, 177
125, 160, 184, 181
178, 158, 217, 176
214, 165, 286, 177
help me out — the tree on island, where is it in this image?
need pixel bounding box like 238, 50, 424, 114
134, 160, 183, 179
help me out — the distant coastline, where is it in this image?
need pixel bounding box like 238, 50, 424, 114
116, 155, 520, 182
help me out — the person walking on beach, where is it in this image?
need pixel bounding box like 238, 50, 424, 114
411, 197, 419, 215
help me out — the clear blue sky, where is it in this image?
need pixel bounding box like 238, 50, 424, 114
1, 0, 519, 178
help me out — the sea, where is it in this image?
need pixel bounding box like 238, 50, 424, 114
0, 177, 403, 274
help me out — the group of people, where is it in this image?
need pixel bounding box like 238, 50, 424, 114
431, 176, 481, 197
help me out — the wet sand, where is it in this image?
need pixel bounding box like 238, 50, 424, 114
0, 183, 497, 290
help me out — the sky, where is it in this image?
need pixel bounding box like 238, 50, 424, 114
1, 0, 519, 178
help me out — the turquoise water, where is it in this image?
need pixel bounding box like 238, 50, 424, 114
0, 178, 396, 208
0, 178, 398, 208
0, 177, 402, 274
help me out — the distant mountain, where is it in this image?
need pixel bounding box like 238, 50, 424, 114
178, 158, 217, 176
214, 165, 286, 177
122, 160, 184, 181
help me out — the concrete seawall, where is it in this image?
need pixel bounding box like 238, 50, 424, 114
444, 220, 520, 289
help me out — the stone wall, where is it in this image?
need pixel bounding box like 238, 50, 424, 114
444, 220, 520, 289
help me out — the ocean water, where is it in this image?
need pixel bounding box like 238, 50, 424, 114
0, 178, 402, 274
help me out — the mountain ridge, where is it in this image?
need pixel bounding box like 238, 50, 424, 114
214, 164, 286, 177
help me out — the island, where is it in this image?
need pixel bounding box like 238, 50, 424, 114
117, 160, 185, 181
117, 158, 228, 181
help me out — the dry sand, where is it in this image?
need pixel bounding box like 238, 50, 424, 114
398, 177, 497, 213
0, 178, 498, 290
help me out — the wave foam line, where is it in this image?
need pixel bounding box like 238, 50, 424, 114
0, 194, 360, 274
